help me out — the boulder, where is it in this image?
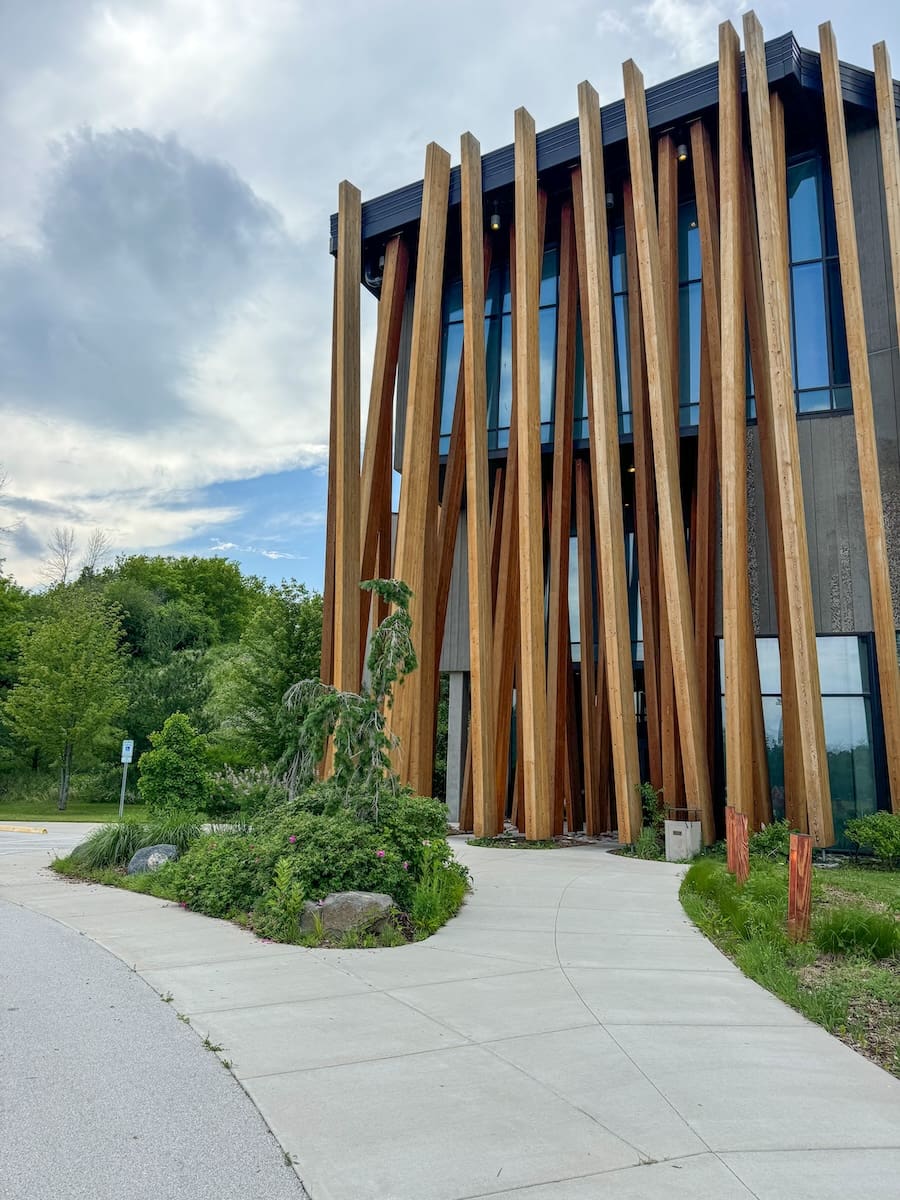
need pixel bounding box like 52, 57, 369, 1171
299, 891, 393, 936
127, 844, 179, 875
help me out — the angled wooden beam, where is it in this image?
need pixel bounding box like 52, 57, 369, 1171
821, 24, 900, 815
390, 143, 451, 791
875, 44, 900, 374
333, 180, 362, 697
577, 82, 642, 843
743, 11, 833, 845
575, 456, 599, 833
513, 108, 552, 840
623, 179, 662, 795
690, 121, 720, 792
359, 236, 409, 665
433, 239, 493, 682
459, 131, 499, 838
546, 198, 578, 834
623, 59, 715, 844
742, 149, 804, 831
321, 261, 338, 688
719, 22, 756, 826
492, 227, 522, 827
655, 133, 684, 816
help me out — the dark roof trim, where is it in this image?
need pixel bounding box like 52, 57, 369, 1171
330, 30, 900, 255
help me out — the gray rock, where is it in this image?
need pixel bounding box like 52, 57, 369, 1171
127, 844, 179, 875
299, 891, 393, 936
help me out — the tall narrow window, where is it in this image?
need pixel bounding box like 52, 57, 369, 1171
678, 200, 702, 428
787, 154, 851, 414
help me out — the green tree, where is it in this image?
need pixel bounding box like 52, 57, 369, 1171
137, 712, 210, 815
4, 590, 127, 808
208, 581, 322, 765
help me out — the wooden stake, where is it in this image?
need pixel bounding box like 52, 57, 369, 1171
743, 12, 833, 846
623, 60, 715, 844
820, 25, 900, 816
788, 832, 813, 941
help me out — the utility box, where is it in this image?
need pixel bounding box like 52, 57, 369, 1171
664, 808, 702, 862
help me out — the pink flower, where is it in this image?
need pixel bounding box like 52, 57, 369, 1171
376, 849, 386, 859
402, 861, 410, 871
288, 835, 297, 844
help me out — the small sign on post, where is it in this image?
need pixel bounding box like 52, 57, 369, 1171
118, 739, 135, 819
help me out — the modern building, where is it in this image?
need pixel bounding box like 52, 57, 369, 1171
321, 14, 900, 848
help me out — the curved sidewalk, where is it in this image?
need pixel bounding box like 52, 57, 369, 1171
1, 831, 898, 1199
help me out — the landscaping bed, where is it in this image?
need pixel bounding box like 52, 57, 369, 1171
680, 856, 899, 1076
52, 784, 470, 948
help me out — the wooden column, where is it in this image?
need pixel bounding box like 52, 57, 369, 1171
690, 122, 720, 788
820, 25, 900, 816
459, 132, 499, 838
623, 59, 715, 844
718, 23, 756, 827
575, 457, 600, 833
875, 41, 900, 812
391, 143, 451, 791
743, 12, 833, 846
433, 242, 493, 682
623, 180, 662, 795
333, 181, 362, 696
655, 134, 684, 816
547, 199, 578, 833
741, 149, 799, 829
359, 236, 409, 663
513, 108, 552, 840
321, 262, 338, 688
577, 82, 642, 843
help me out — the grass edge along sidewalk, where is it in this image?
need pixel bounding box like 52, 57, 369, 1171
681, 855, 899, 1078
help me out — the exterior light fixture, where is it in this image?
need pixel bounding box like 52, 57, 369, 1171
676, 143, 689, 162
627, 464, 636, 473
490, 207, 501, 231
605, 192, 614, 209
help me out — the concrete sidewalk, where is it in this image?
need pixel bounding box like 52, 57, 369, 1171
1, 831, 899, 1199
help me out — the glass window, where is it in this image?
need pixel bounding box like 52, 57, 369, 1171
678, 202, 702, 429
786, 154, 851, 414
718, 635, 879, 846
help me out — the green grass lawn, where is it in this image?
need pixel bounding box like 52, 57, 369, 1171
681, 858, 899, 1077
0, 801, 148, 824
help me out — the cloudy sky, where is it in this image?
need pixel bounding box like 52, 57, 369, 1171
1, 0, 897, 590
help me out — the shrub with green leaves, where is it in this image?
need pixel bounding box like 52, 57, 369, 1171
750, 819, 792, 862
169, 833, 277, 918
845, 811, 900, 868
137, 713, 210, 816
813, 906, 899, 960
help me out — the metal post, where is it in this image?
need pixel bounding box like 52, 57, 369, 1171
118, 763, 128, 819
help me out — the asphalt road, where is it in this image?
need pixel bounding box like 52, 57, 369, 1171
0, 896, 309, 1200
